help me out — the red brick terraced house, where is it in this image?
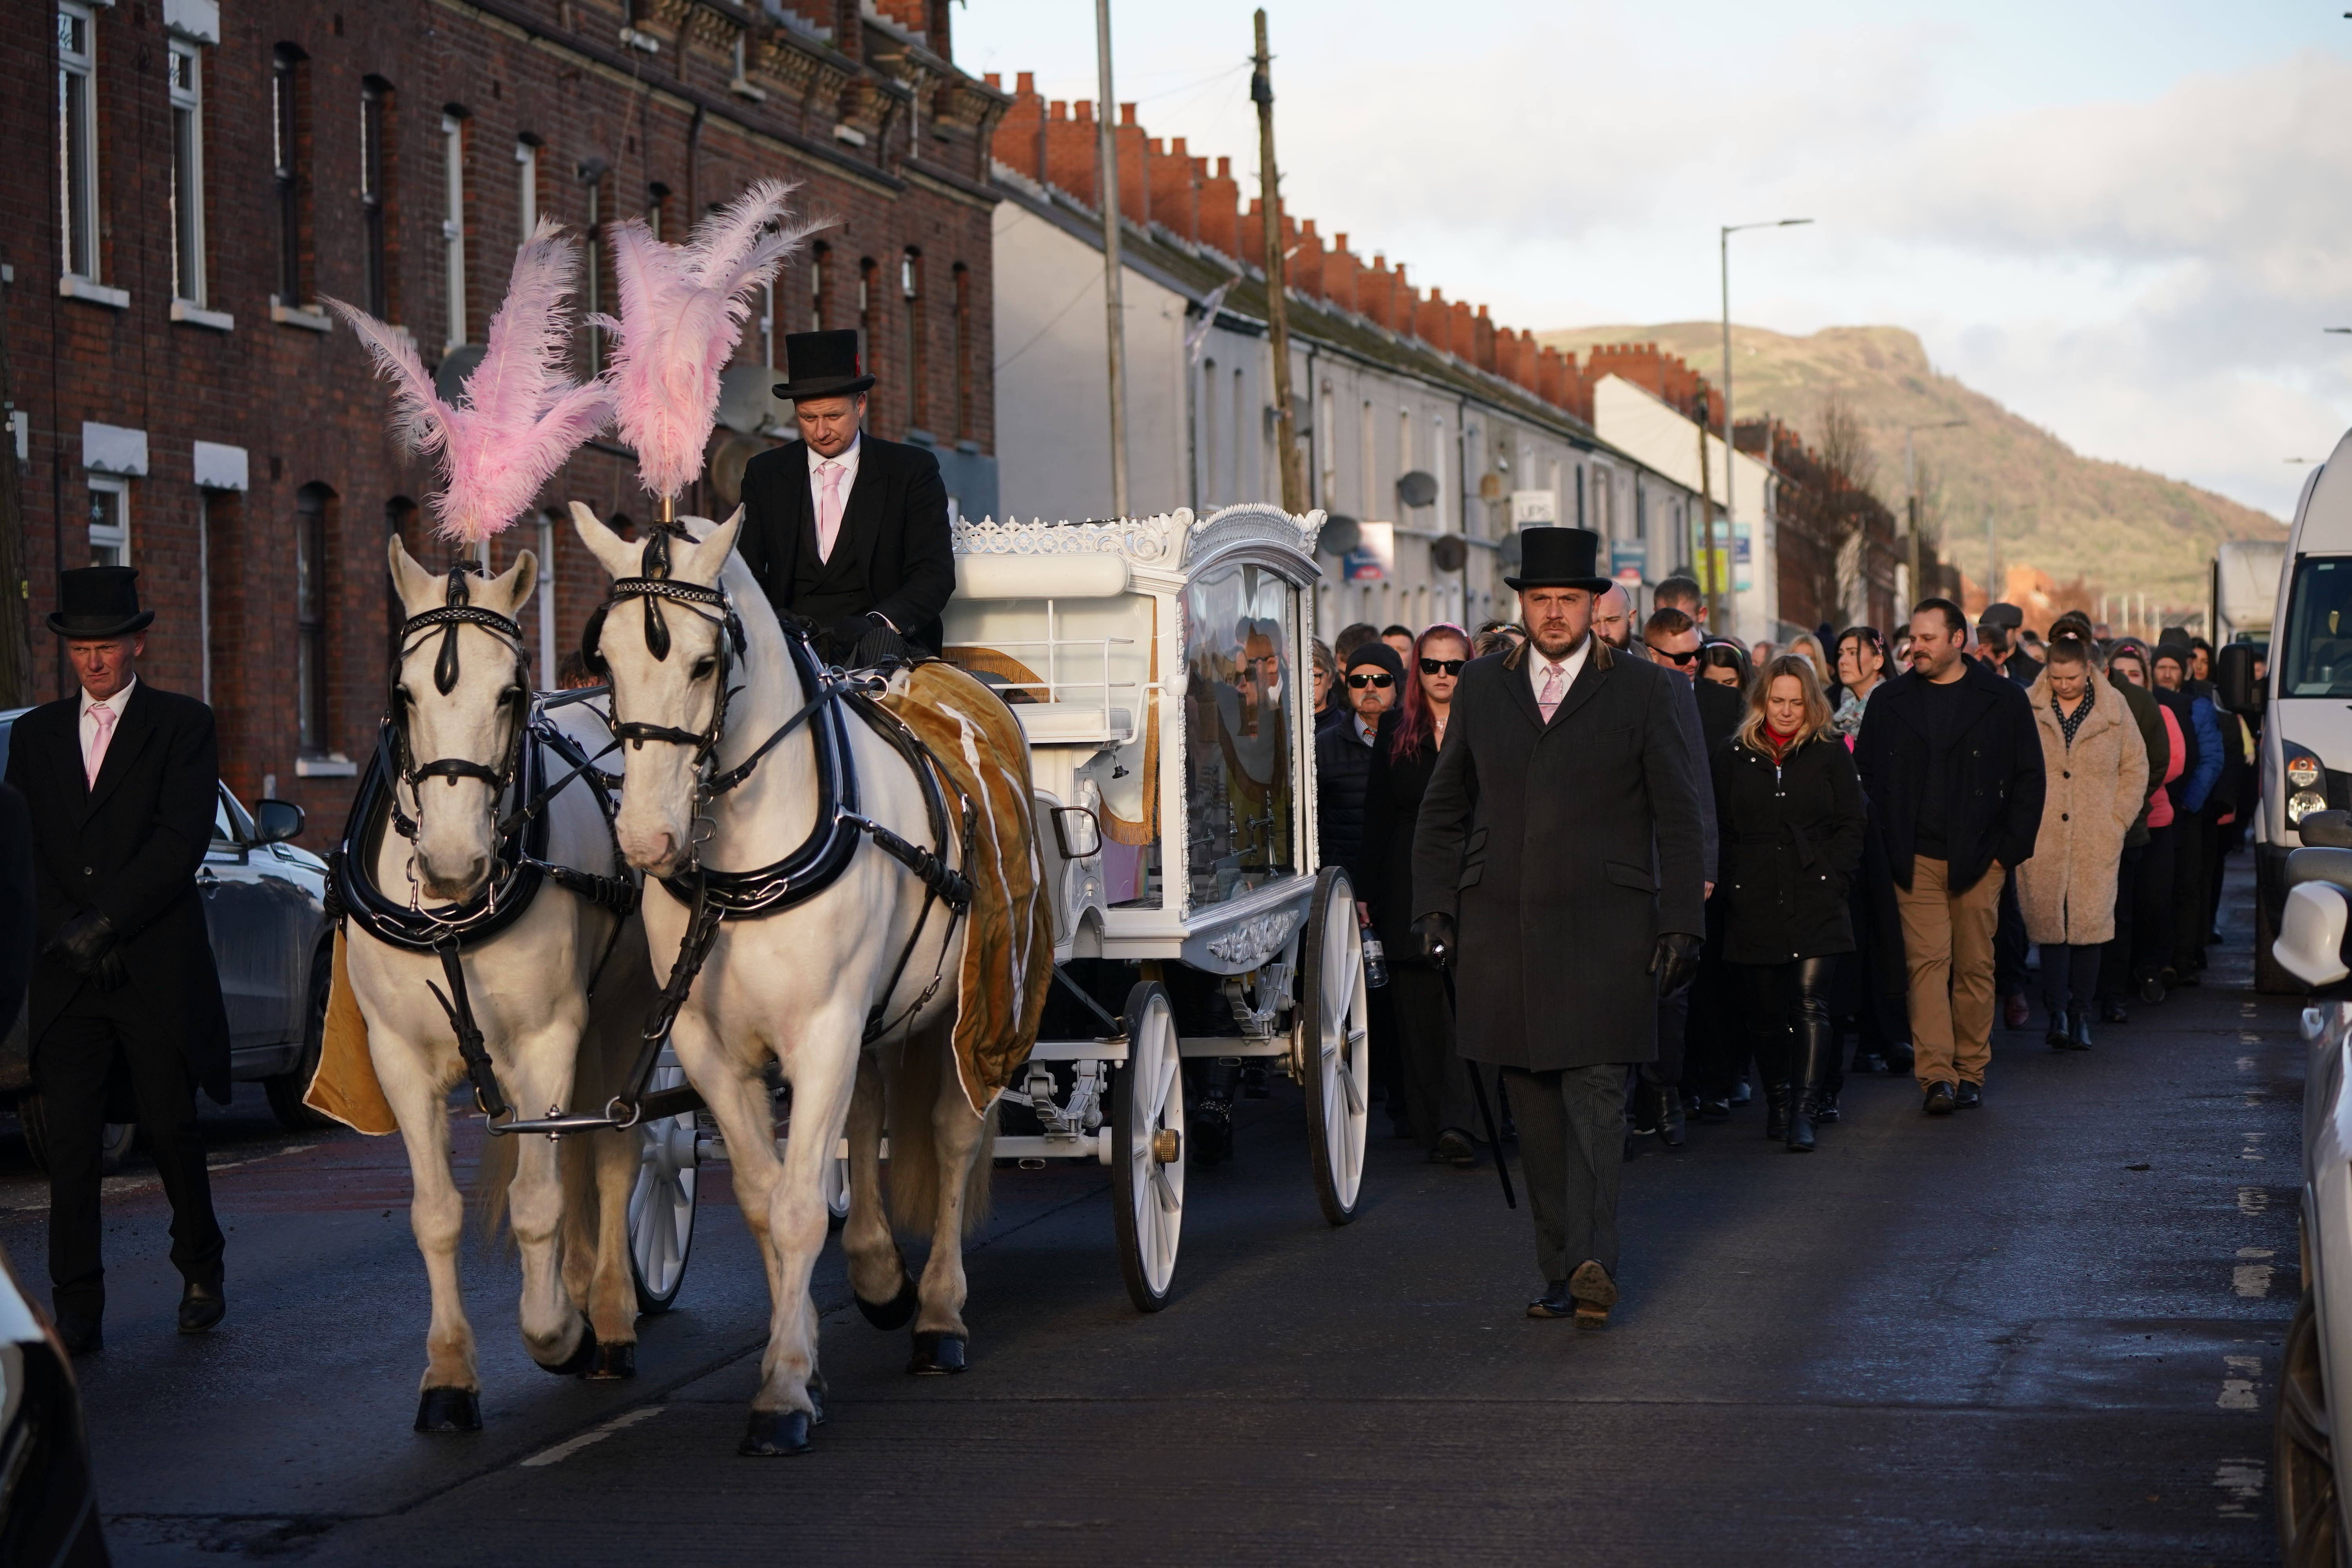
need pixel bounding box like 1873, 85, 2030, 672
4, 0, 1004, 831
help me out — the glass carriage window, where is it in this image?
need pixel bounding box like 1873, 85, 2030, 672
1181, 562, 1296, 910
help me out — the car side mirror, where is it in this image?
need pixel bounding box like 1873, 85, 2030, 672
2216, 642, 2263, 714
251, 799, 305, 846
1050, 806, 1103, 860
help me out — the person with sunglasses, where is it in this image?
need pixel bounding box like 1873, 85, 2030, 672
1317, 641, 1409, 1138
1362, 625, 1482, 1165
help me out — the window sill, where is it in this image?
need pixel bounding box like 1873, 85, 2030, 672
295, 753, 358, 779
833, 124, 868, 147
170, 299, 235, 332
59, 276, 130, 309
270, 299, 332, 333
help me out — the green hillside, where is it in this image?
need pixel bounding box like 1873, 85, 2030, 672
1538, 322, 2284, 610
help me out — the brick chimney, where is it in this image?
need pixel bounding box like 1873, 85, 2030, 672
1150, 137, 1201, 241
1290, 218, 1326, 300
1416, 287, 1448, 348
1044, 100, 1098, 203
1114, 103, 1151, 227
1322, 232, 1360, 315
989, 72, 1047, 181
1198, 155, 1241, 258
1472, 304, 1496, 372
1450, 299, 1477, 362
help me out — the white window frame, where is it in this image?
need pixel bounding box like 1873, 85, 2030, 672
168, 39, 206, 307
514, 138, 537, 236
58, 2, 100, 284
442, 114, 467, 348
87, 474, 129, 567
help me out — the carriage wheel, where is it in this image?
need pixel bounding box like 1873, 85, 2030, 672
628, 1048, 699, 1313
1112, 981, 1185, 1312
1299, 866, 1369, 1225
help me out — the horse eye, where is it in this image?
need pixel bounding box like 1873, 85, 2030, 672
395, 685, 414, 707
690, 656, 717, 681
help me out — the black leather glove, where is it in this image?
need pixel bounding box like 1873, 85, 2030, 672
1650, 931, 1702, 998
828, 613, 879, 660
46, 909, 118, 978
1408, 913, 1456, 971
94, 949, 129, 993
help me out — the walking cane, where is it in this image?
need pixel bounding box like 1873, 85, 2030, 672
1441, 967, 1515, 1209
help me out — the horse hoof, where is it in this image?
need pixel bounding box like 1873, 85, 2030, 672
414, 1386, 482, 1433
856, 1277, 920, 1332
538, 1320, 599, 1377
586, 1339, 635, 1381
738, 1409, 813, 1457
907, 1331, 967, 1376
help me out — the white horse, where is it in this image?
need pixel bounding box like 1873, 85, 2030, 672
341, 540, 653, 1431
571, 503, 993, 1457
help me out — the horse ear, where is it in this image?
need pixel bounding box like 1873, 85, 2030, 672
570, 500, 638, 581
687, 506, 744, 583
386, 535, 442, 619
488, 549, 538, 618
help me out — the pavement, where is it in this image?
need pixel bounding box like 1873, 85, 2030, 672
0, 855, 2298, 1565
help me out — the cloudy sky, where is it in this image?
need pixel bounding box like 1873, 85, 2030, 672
956, 0, 2352, 520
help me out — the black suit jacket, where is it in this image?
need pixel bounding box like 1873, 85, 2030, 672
1852, 657, 2046, 897
5, 682, 233, 1100
735, 434, 957, 651
1410, 639, 1707, 1071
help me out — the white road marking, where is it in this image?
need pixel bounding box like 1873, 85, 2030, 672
2219, 1356, 2261, 1412
2214, 1457, 2266, 1518
2240, 1187, 2270, 1216
2233, 1265, 2274, 1299
519, 1404, 665, 1467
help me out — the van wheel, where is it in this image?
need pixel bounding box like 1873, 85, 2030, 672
18, 1091, 135, 1177
265, 947, 338, 1132
2258, 893, 2299, 996
2278, 1292, 2347, 1566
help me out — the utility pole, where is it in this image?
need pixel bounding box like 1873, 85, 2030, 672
1694, 387, 1715, 617
1253, 10, 1306, 514
1095, 0, 1129, 518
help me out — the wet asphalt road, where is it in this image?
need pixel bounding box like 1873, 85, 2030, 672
0, 856, 2300, 1566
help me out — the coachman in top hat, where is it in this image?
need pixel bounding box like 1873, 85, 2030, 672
1408, 528, 1708, 1327
733, 329, 957, 664
5, 567, 232, 1352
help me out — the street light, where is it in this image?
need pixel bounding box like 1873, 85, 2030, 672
1718, 218, 1812, 632
1902, 419, 1966, 610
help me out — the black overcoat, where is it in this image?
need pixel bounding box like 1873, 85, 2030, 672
5, 683, 232, 1101
1314, 717, 1377, 896
1852, 658, 2046, 895
735, 434, 957, 652
1713, 732, 1869, 966
1359, 709, 1439, 954
1410, 639, 1708, 1071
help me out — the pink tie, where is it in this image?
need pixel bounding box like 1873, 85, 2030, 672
816, 461, 846, 562
86, 703, 116, 788
1537, 664, 1564, 723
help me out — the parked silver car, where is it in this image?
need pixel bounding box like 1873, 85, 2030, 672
0, 710, 337, 1169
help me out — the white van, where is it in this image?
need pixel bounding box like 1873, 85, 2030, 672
2234, 441, 2346, 992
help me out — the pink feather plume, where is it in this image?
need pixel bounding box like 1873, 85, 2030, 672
595, 180, 822, 502
327, 219, 610, 543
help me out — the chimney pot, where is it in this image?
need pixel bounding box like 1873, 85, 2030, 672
984, 73, 1001, 89
1217, 156, 1231, 177
1050, 100, 1067, 120
1120, 102, 1138, 125
1016, 71, 1036, 95
1076, 100, 1094, 122
1172, 137, 1189, 156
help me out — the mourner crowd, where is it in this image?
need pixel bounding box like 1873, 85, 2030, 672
1312, 527, 2257, 1325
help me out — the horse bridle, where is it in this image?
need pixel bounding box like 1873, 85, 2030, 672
387, 564, 532, 842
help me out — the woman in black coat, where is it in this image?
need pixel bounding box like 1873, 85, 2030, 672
1714, 654, 1869, 1152
1360, 624, 1477, 1161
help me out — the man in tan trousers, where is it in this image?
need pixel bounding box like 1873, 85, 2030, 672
1852, 599, 2046, 1114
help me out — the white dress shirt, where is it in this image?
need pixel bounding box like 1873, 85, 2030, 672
79, 675, 137, 782
1526, 637, 1590, 713
806, 432, 863, 561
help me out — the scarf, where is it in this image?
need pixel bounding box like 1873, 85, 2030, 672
1760, 720, 1801, 764
2053, 679, 2094, 747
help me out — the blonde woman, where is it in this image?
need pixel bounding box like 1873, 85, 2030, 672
1711, 655, 1869, 1152
2018, 637, 2148, 1050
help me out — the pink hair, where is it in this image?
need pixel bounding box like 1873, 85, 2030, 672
1390, 623, 1470, 760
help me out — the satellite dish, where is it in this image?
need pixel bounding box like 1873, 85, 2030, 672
1396, 470, 1439, 510
1431, 535, 1469, 573
433, 344, 487, 405
719, 364, 781, 436
1497, 531, 1524, 570
1320, 514, 1361, 556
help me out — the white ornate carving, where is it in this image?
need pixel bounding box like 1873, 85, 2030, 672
1203, 910, 1298, 967
1185, 503, 1325, 568
955, 512, 1185, 566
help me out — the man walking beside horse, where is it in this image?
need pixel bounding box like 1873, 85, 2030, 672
1410, 528, 1708, 1328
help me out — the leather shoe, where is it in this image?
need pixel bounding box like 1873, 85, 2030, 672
54, 1316, 101, 1356
1652, 1088, 1685, 1148
1433, 1128, 1478, 1167
2100, 996, 2129, 1025
1568, 1259, 1617, 1329
178, 1279, 225, 1334
1922, 1082, 1956, 1116
1954, 1080, 1983, 1109
1528, 1280, 1576, 1319
1698, 1096, 1731, 1123
1814, 1090, 1840, 1125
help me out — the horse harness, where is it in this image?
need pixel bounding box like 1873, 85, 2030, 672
334, 566, 641, 1125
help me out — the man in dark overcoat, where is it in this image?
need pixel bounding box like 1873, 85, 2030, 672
7, 568, 230, 1352
1410, 528, 1708, 1326
734, 329, 957, 664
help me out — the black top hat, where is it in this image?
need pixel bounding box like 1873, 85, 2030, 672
48, 566, 154, 638
1503, 527, 1612, 593
773, 329, 876, 403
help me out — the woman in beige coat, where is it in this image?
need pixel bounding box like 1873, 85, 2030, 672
2019, 636, 2149, 1052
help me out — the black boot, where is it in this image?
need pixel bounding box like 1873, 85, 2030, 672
2069, 1009, 2093, 1051
2045, 1009, 2071, 1050
1786, 980, 1832, 1153
1784, 1091, 1817, 1152
1763, 1082, 1789, 1142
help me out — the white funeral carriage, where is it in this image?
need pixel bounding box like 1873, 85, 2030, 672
621, 503, 1372, 1316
